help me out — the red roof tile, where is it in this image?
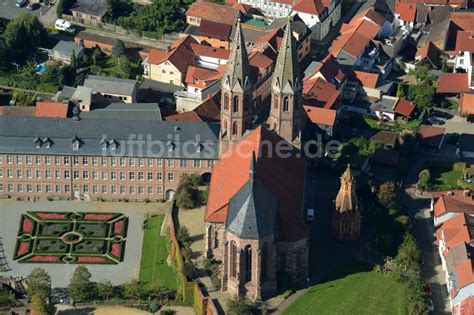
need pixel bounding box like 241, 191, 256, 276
197, 20, 233, 41
186, 2, 240, 26
437, 73, 470, 94
190, 43, 230, 60
205, 126, 308, 242
184, 66, 221, 89
352, 8, 386, 27
460, 92, 474, 116
35, 102, 69, 118
455, 31, 474, 52
303, 77, 340, 109
148, 36, 197, 73
395, 3, 417, 22
164, 111, 203, 122
417, 124, 445, 147
303, 105, 336, 126
394, 98, 416, 117
350, 70, 379, 88
293, 0, 326, 15
433, 190, 474, 218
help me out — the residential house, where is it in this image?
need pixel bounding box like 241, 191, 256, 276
238, 0, 294, 19
70, 0, 108, 24
371, 130, 399, 149
415, 42, 442, 69
49, 41, 84, 65
437, 73, 470, 95
459, 92, 474, 118
416, 124, 445, 151
453, 30, 474, 91
194, 20, 233, 49
397, 0, 469, 10
291, 0, 342, 41
303, 106, 337, 139
370, 96, 416, 120
82, 75, 138, 106
394, 3, 417, 30
349, 70, 381, 98
186, 1, 240, 26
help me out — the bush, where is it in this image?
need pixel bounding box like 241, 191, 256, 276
453, 162, 467, 172
177, 226, 191, 246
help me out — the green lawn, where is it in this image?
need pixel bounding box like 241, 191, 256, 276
138, 214, 178, 290
283, 264, 407, 315
428, 162, 463, 190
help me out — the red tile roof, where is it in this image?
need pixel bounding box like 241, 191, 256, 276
148, 36, 197, 73
0, 106, 35, 117
197, 20, 233, 41
394, 98, 416, 117
340, 19, 382, 39
205, 126, 308, 242
350, 70, 379, 88
186, 2, 240, 26
190, 43, 230, 60
433, 190, 474, 218
416, 124, 445, 147
303, 105, 336, 126
164, 111, 203, 122
303, 77, 340, 109
293, 0, 326, 15
330, 31, 372, 58
194, 93, 220, 122
455, 31, 474, 52
437, 73, 470, 94
352, 8, 386, 27
249, 51, 273, 70
184, 66, 221, 89
35, 102, 69, 118
395, 3, 417, 22
460, 92, 474, 116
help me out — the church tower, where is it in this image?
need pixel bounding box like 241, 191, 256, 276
268, 18, 303, 147
220, 20, 254, 155
333, 165, 361, 240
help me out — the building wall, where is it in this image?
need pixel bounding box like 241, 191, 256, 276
71, 11, 103, 23
147, 62, 184, 86
0, 154, 215, 201
187, 15, 202, 27
240, 0, 292, 19
94, 89, 137, 104
276, 238, 309, 285
194, 36, 230, 50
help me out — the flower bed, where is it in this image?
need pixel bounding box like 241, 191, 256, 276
14, 212, 128, 265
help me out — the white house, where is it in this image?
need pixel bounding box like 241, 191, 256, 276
238, 0, 294, 19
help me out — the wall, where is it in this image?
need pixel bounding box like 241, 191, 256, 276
148, 62, 184, 86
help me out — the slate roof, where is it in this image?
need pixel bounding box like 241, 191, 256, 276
80, 103, 162, 121
0, 116, 219, 159
223, 21, 252, 92
51, 40, 84, 57
83, 75, 138, 96
71, 0, 107, 17
226, 154, 278, 239
459, 133, 474, 152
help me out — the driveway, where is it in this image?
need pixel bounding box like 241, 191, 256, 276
0, 0, 52, 20
441, 114, 474, 135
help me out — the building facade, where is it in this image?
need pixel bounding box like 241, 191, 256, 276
0, 117, 219, 202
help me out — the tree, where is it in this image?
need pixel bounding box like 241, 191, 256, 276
0, 37, 8, 70
123, 279, 144, 303
441, 59, 448, 72
30, 292, 55, 315
2, 13, 47, 63
70, 50, 77, 72
119, 56, 132, 78
57, 0, 76, 17
92, 47, 103, 66
228, 296, 257, 315
11, 90, 35, 107
177, 226, 191, 246
417, 169, 431, 191
27, 268, 52, 299
112, 39, 126, 57
377, 182, 398, 209
396, 83, 405, 99
69, 266, 92, 302
413, 66, 429, 83
41, 63, 65, 88
97, 280, 114, 301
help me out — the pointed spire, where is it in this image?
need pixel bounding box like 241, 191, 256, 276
335, 164, 358, 213
249, 150, 257, 181
223, 19, 252, 92
342, 164, 353, 183
272, 17, 301, 92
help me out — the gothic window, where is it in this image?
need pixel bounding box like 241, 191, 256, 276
283, 96, 289, 112
232, 122, 238, 135
245, 245, 252, 283
233, 96, 239, 113
231, 241, 237, 278
224, 93, 229, 110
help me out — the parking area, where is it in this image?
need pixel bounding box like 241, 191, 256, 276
0, 0, 52, 20
0, 199, 168, 288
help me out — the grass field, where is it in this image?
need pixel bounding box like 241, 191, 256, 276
283, 264, 407, 315
138, 214, 177, 290
428, 162, 463, 190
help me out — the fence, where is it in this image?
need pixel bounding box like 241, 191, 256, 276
166, 201, 217, 315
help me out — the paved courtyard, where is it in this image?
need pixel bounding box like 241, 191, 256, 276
0, 199, 169, 287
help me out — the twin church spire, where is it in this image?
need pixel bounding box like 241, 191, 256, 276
220, 18, 303, 154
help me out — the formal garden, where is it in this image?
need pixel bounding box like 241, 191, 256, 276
13, 211, 128, 265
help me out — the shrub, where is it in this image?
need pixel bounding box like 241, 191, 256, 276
453, 162, 467, 172
177, 226, 191, 246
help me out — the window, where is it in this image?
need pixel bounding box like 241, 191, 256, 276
83, 185, 89, 193
157, 159, 163, 167
101, 171, 107, 180
83, 171, 89, 180
93, 157, 98, 166
27, 156, 32, 165
120, 186, 126, 194
232, 122, 238, 135
7, 169, 13, 178
207, 160, 215, 168
138, 172, 144, 180
8, 184, 13, 192
120, 172, 126, 180
17, 184, 23, 193
56, 185, 61, 193
46, 185, 52, 193
102, 185, 107, 193
147, 172, 153, 181
26, 184, 32, 193
93, 171, 98, 180
168, 159, 174, 167
180, 160, 188, 168
0, 155, 3, 164
157, 187, 162, 194
73, 157, 79, 165
17, 155, 22, 164
224, 93, 229, 110
120, 157, 126, 166
130, 186, 135, 194
64, 156, 70, 165
55, 156, 60, 165
283, 96, 289, 112
111, 157, 116, 166
93, 185, 98, 193
129, 172, 135, 180
73, 171, 79, 180
36, 184, 42, 193
35, 156, 41, 165
55, 170, 60, 179
130, 158, 136, 167
111, 185, 117, 194
139, 158, 144, 167
7, 155, 13, 164
138, 186, 144, 194
233, 96, 239, 113
101, 157, 107, 166
231, 241, 237, 278
64, 170, 71, 179
45, 170, 51, 179
83, 157, 88, 165
0, 169, 2, 178
168, 173, 174, 181
157, 172, 163, 181
194, 160, 201, 168
111, 171, 117, 180
147, 186, 153, 194
36, 170, 42, 179
45, 156, 51, 165
16, 169, 22, 179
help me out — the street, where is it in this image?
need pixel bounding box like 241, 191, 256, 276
0, 0, 52, 20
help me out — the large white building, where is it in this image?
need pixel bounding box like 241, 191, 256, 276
239, 0, 294, 19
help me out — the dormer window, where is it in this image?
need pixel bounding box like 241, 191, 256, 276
167, 141, 175, 152
109, 139, 118, 150
195, 143, 203, 153
43, 138, 53, 149
72, 137, 80, 150
100, 139, 108, 150
34, 137, 42, 149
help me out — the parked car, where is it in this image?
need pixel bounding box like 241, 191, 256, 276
429, 108, 453, 119
306, 208, 315, 222
27, 2, 41, 10
426, 298, 434, 312
427, 117, 445, 125
55, 19, 76, 33
15, 0, 27, 7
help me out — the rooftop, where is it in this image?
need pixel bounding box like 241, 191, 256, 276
83, 75, 138, 96
70, 0, 107, 17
